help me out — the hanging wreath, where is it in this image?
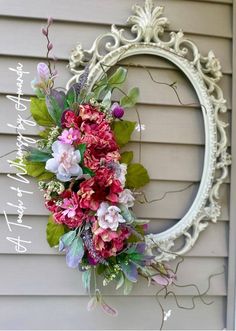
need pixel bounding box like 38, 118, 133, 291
17, 0, 230, 324
22, 19, 178, 318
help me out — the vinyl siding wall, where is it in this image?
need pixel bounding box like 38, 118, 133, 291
0, 0, 233, 330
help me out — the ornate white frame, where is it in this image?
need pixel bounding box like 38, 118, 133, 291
66, 0, 231, 261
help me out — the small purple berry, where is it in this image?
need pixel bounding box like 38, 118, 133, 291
111, 103, 125, 119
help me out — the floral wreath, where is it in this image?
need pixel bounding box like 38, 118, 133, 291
21, 18, 219, 325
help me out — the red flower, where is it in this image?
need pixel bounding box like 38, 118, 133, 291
78, 167, 123, 211
92, 222, 130, 258
61, 109, 82, 129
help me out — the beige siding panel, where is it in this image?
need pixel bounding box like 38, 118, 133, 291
0, 135, 205, 181
0, 175, 229, 220
0, 94, 205, 143
0, 95, 231, 146
0, 0, 232, 38
0, 17, 232, 73
0, 215, 228, 256
0, 255, 226, 295
0, 295, 225, 330
0, 57, 232, 108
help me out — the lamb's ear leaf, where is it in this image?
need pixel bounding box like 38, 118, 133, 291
123, 277, 134, 295
120, 261, 138, 283
82, 269, 92, 292
46, 90, 66, 126
26, 148, 51, 163
46, 215, 69, 248
59, 230, 77, 251
66, 237, 84, 268
112, 120, 136, 147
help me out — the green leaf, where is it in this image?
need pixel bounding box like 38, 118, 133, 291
77, 143, 86, 161
30, 97, 54, 127
112, 120, 136, 147
25, 160, 54, 181
120, 87, 139, 108
36, 171, 54, 181
66, 86, 77, 107
108, 67, 127, 88
46, 215, 68, 248
92, 67, 127, 100
92, 81, 107, 100
120, 151, 133, 165
96, 264, 106, 275
26, 148, 51, 163
38, 128, 51, 138
126, 163, 150, 189
25, 161, 45, 177
46, 95, 64, 126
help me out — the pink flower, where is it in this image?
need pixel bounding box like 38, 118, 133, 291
58, 128, 81, 144
61, 197, 78, 218
96, 202, 125, 231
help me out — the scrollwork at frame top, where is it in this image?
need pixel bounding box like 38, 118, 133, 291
66, 0, 231, 262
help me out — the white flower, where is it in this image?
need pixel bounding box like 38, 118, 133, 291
119, 189, 135, 208
96, 202, 126, 231
45, 141, 83, 182
115, 163, 127, 187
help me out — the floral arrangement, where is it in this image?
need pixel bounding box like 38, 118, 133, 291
21, 19, 178, 317
20, 20, 218, 324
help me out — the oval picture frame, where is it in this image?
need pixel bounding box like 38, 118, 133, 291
66, 0, 231, 261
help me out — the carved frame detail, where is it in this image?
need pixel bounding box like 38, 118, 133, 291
66, 0, 231, 261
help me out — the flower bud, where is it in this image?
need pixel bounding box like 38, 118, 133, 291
41, 27, 48, 36
48, 42, 53, 51
47, 17, 53, 25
